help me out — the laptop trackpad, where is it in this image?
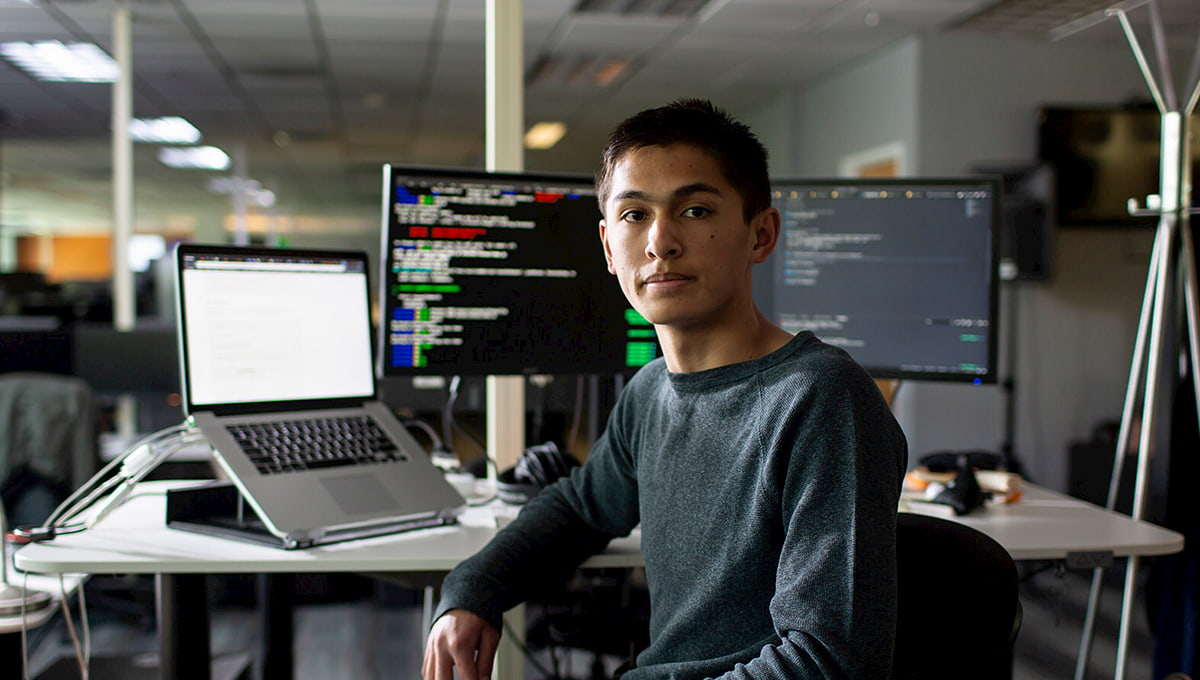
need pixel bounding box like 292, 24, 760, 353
320, 475, 397, 515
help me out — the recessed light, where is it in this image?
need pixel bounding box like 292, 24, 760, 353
158, 146, 231, 170
0, 40, 118, 82
593, 58, 628, 86
524, 122, 567, 150
130, 117, 202, 144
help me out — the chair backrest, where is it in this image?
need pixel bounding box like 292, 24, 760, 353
893, 512, 1020, 680
0, 372, 98, 520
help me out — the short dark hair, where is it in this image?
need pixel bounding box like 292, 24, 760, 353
594, 98, 772, 224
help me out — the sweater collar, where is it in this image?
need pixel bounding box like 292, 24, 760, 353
665, 332, 813, 393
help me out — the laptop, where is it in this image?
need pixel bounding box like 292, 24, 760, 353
172, 243, 465, 549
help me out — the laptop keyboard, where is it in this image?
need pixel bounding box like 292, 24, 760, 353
227, 415, 406, 476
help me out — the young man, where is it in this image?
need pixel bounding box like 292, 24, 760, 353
422, 99, 907, 680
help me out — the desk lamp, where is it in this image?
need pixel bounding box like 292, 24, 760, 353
0, 500, 51, 617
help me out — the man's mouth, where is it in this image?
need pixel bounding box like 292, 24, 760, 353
644, 272, 689, 284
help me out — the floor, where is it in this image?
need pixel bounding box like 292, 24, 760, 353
9, 563, 1182, 680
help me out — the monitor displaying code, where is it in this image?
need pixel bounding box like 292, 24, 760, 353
379, 165, 659, 376
761, 177, 1000, 384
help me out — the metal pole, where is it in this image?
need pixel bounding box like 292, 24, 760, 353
1110, 7, 1169, 113
1078, 4, 1195, 677
1074, 225, 1162, 680
1114, 158, 1176, 680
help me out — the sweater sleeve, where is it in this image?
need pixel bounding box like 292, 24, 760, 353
432, 485, 618, 630
714, 358, 907, 680
432, 395, 643, 630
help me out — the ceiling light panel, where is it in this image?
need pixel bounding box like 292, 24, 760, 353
130, 116, 203, 144
0, 40, 118, 82
158, 146, 231, 170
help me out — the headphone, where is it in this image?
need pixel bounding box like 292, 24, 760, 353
495, 441, 578, 505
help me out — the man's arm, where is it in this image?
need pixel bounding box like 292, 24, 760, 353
420, 495, 613, 680
422, 454, 635, 679
421, 383, 643, 679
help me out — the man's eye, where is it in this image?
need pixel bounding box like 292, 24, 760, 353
682, 206, 710, 218
622, 210, 647, 222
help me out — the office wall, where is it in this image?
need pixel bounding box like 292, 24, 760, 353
740, 92, 800, 178
792, 38, 920, 179
784, 31, 1166, 491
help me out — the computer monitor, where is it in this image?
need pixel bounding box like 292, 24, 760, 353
378, 165, 659, 377
759, 177, 1000, 384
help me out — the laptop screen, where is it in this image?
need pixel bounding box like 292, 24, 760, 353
176, 245, 376, 412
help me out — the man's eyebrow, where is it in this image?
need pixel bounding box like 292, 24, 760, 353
612, 183, 724, 202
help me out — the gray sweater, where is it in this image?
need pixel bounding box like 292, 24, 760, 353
435, 332, 908, 679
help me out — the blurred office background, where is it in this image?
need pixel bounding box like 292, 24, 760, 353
3, 0, 1198, 489
3, 1, 1200, 678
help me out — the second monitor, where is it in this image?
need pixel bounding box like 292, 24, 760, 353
759, 177, 1000, 384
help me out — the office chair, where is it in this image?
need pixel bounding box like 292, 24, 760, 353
0, 372, 99, 527
893, 512, 1021, 680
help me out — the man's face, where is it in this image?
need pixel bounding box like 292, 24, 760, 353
598, 143, 775, 333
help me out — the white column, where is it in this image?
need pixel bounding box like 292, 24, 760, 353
486, 0, 523, 173
111, 7, 134, 331
485, 0, 526, 479
486, 5, 527, 680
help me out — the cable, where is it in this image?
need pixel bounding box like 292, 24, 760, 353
464, 490, 498, 507
453, 422, 491, 469
21, 570, 30, 680
10, 424, 206, 544
78, 574, 91, 674
81, 430, 208, 529
43, 423, 192, 529
439, 376, 498, 473
58, 574, 88, 680
401, 416, 443, 453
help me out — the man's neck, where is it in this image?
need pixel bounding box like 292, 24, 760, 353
657, 309, 794, 373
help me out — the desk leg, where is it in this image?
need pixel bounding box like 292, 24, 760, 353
256, 573, 294, 680
156, 573, 210, 680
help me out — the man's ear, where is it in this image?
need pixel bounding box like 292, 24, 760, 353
749, 207, 781, 264
599, 219, 615, 274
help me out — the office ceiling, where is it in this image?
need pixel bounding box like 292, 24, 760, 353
1, 0, 1198, 236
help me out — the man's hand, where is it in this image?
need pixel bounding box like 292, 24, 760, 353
422, 608, 501, 680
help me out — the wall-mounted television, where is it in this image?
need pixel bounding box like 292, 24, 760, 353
1037, 106, 1200, 227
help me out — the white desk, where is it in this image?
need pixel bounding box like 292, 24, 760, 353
903, 483, 1184, 680
11, 482, 643, 574
901, 483, 1184, 561
12, 481, 641, 680
13, 481, 1184, 680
